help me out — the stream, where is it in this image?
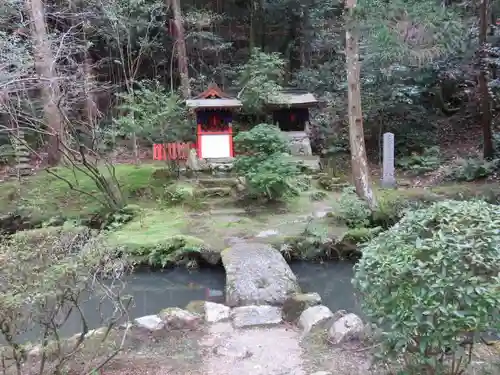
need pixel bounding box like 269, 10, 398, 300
13, 262, 359, 343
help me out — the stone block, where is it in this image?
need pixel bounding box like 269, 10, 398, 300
298, 305, 334, 335
134, 315, 164, 331
230, 305, 282, 328
159, 307, 201, 330
328, 313, 364, 345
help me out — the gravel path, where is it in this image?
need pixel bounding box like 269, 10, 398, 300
100, 323, 373, 375
200, 322, 307, 375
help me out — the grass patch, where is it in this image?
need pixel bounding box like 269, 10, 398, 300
104, 208, 207, 267
105, 208, 191, 250
0, 163, 174, 220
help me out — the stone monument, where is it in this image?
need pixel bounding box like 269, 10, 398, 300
381, 132, 396, 188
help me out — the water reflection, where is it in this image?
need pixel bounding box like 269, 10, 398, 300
12, 262, 360, 343
291, 261, 361, 316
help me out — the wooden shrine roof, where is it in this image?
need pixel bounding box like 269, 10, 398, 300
267, 90, 318, 108
186, 98, 242, 109
186, 83, 242, 109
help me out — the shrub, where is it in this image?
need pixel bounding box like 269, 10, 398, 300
333, 186, 371, 228
310, 190, 327, 201
370, 194, 420, 229
353, 200, 500, 375
126, 234, 205, 269
447, 157, 499, 182
396, 146, 441, 175
234, 124, 301, 201
0, 228, 131, 374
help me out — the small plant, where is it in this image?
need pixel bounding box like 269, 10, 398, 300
341, 226, 382, 244
371, 194, 418, 229
162, 185, 194, 205
104, 204, 142, 230
126, 235, 205, 268
353, 200, 500, 375
396, 146, 441, 175
310, 190, 327, 201
447, 157, 499, 182
234, 124, 301, 201
333, 186, 371, 228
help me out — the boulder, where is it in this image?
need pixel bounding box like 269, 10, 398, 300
282, 292, 322, 322
185, 300, 205, 315
186, 301, 230, 323
134, 315, 164, 331
298, 305, 334, 335
199, 248, 222, 265
222, 242, 300, 307
159, 307, 201, 330
328, 313, 364, 345
230, 305, 282, 328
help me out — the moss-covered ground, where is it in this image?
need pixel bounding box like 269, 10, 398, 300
2, 163, 500, 266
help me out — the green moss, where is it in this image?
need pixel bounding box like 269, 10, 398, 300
13, 225, 92, 242
105, 208, 189, 249
104, 209, 207, 267
0, 163, 172, 219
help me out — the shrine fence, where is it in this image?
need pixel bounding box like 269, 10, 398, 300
152, 143, 195, 161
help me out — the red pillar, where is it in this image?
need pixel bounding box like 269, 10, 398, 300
229, 124, 234, 157
196, 124, 202, 159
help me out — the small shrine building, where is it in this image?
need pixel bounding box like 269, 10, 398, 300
267, 90, 317, 132
186, 84, 242, 160
266, 90, 318, 157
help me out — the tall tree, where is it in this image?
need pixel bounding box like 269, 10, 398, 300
27, 0, 63, 166
170, 0, 190, 98
478, 0, 494, 159
345, 0, 377, 210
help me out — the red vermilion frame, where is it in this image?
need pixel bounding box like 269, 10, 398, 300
196, 124, 234, 159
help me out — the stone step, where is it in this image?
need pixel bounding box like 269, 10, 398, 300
194, 178, 238, 188
195, 186, 233, 198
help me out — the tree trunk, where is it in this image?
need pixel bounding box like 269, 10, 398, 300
345, 0, 377, 210
171, 0, 190, 98
27, 0, 63, 166
479, 0, 494, 159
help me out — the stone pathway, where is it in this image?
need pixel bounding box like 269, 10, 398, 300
200, 322, 307, 375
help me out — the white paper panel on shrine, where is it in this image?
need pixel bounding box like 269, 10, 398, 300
200, 134, 231, 159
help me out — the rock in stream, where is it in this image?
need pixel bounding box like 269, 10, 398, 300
221, 242, 300, 307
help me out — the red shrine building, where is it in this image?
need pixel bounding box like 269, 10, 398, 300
186, 84, 242, 160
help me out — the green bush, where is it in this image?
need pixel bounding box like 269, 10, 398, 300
234, 124, 301, 201
447, 157, 499, 182
353, 200, 500, 374
0, 228, 130, 373
396, 146, 441, 175
333, 186, 371, 228
371, 194, 419, 229
125, 235, 205, 268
